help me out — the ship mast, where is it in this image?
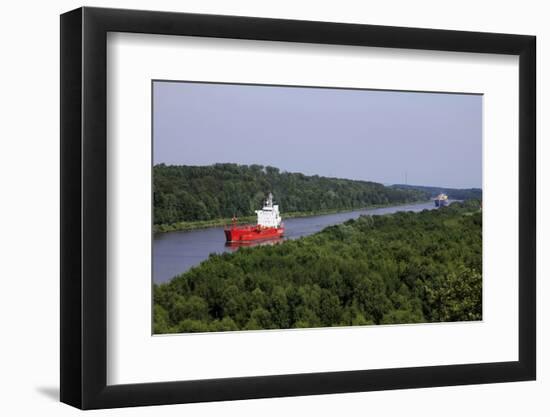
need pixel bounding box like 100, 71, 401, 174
265, 192, 273, 208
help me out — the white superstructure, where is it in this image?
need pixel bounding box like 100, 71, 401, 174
255, 193, 282, 228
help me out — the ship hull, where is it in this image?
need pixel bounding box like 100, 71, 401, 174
224, 225, 285, 242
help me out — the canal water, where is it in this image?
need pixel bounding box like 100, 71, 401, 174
153, 200, 442, 284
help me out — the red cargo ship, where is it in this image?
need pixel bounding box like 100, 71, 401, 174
224, 193, 285, 242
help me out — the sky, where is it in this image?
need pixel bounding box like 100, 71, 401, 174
153, 81, 482, 189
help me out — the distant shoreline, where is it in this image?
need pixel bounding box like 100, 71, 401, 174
153, 199, 432, 234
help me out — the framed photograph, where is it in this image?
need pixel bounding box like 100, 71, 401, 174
60, 7, 536, 409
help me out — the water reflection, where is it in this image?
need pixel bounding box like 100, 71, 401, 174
225, 237, 285, 251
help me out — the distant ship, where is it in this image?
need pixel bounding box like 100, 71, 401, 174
434, 193, 449, 207
224, 193, 285, 242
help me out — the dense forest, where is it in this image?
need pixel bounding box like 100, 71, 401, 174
154, 200, 482, 333
391, 184, 482, 201
153, 164, 430, 231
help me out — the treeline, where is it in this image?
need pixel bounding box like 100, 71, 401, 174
154, 200, 482, 333
391, 184, 482, 201
153, 164, 429, 229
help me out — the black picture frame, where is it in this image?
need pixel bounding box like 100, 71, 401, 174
60, 6, 536, 410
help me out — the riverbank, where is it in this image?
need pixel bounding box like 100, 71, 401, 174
153, 200, 432, 234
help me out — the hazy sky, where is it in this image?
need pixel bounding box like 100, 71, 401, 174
153, 81, 482, 188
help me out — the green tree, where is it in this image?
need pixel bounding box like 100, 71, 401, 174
154, 201, 482, 333
153, 163, 430, 228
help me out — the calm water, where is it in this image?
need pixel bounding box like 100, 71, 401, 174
153, 201, 442, 284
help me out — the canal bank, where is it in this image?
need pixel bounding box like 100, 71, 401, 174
153, 200, 431, 233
